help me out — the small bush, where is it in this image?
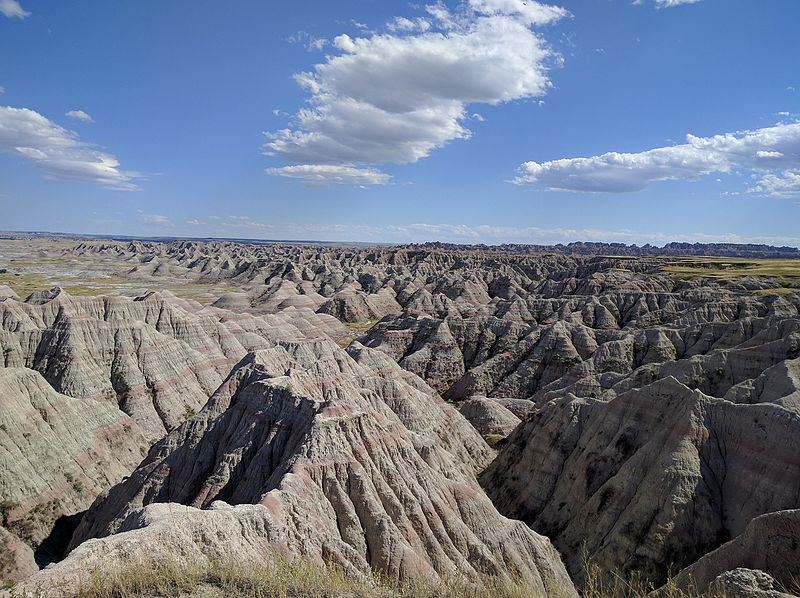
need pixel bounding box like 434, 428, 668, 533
484, 434, 506, 448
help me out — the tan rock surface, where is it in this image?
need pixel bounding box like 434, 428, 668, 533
0, 367, 148, 566
459, 396, 521, 437
60, 338, 576, 595
482, 377, 800, 585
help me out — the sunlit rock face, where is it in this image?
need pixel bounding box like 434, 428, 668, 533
3, 240, 799, 594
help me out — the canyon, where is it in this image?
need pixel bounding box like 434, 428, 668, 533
1, 235, 798, 596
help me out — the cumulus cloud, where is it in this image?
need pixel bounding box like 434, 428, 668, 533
65, 109, 94, 123
468, 0, 569, 24
387, 16, 432, 32
751, 170, 800, 198
266, 164, 392, 186
265, 0, 566, 185
515, 122, 800, 196
0, 0, 28, 18
0, 106, 140, 190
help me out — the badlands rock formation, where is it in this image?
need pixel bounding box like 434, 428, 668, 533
0, 367, 147, 568
663, 509, 800, 596
0, 289, 347, 441
459, 396, 521, 437
0, 287, 348, 579
47, 338, 576, 596
1, 238, 799, 595
481, 376, 800, 584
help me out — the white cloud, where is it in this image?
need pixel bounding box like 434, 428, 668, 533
0, 106, 140, 190
751, 170, 800, 198
287, 30, 327, 52
654, 0, 701, 6
387, 16, 432, 32
186, 218, 201, 225
515, 122, 800, 196
265, 1, 566, 185
633, 0, 700, 7
0, 86, 5, 94
266, 164, 392, 185
469, 0, 569, 25
65, 109, 94, 123
191, 217, 800, 247
0, 0, 29, 18
139, 213, 171, 225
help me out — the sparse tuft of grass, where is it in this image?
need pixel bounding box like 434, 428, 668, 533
338, 320, 379, 348
344, 320, 380, 334
17, 556, 578, 598
580, 545, 729, 598
751, 287, 797, 297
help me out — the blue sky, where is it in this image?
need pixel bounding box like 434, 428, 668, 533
1, 0, 798, 245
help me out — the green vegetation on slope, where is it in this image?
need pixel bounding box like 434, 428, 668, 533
662, 257, 800, 288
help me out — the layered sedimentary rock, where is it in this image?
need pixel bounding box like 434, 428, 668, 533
3, 238, 800, 593
0, 289, 348, 441
0, 526, 37, 582
0, 367, 148, 575
56, 338, 576, 596
459, 396, 521, 437
662, 510, 800, 596
481, 377, 800, 585
709, 569, 796, 598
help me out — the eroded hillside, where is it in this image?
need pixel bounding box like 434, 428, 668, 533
1, 237, 799, 597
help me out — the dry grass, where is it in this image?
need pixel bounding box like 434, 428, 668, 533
0, 273, 51, 298
10, 557, 575, 598
751, 287, 797, 296
344, 320, 380, 334
338, 320, 380, 348
7, 555, 749, 598
662, 257, 800, 287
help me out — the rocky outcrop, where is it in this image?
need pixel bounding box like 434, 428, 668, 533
63, 338, 576, 595
459, 396, 521, 437
481, 377, 800, 585
0, 526, 37, 583
317, 287, 401, 323
3, 238, 800, 593
709, 569, 796, 598
0, 286, 19, 301
0, 291, 348, 441
0, 367, 148, 562
660, 510, 800, 596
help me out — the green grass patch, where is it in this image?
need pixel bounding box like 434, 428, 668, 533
344, 320, 380, 333
338, 320, 380, 348
7, 257, 73, 267
662, 257, 800, 285
61, 285, 116, 297
483, 434, 506, 448
0, 273, 51, 298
